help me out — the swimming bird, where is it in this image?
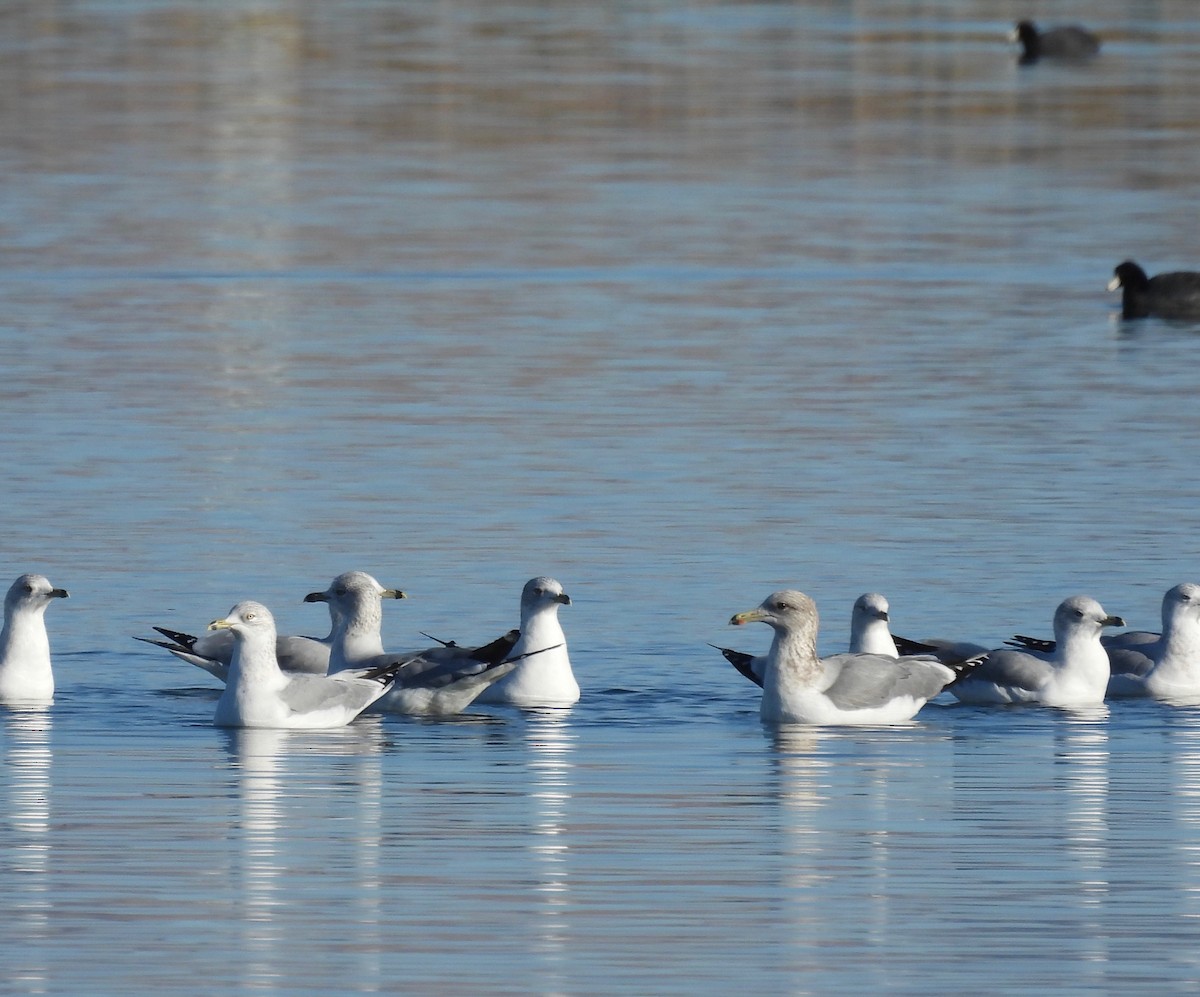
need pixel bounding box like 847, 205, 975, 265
950, 596, 1124, 708
846, 593, 989, 666
1007, 584, 1200, 700
0, 574, 69, 704
303, 571, 406, 674
1108, 261, 1200, 320
474, 577, 578, 707
307, 570, 522, 715
142, 571, 404, 681
1012, 20, 1100, 64
724, 590, 972, 725
209, 601, 406, 729
849, 592, 901, 656
716, 591, 904, 686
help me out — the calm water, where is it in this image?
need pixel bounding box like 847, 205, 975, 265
4, 0, 1200, 992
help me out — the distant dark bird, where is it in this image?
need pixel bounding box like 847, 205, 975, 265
1108, 260, 1200, 320
1011, 21, 1100, 64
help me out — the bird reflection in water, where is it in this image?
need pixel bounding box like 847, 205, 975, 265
226, 718, 386, 992
525, 710, 576, 987
6, 707, 52, 991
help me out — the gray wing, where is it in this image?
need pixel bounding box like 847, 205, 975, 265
360, 630, 520, 690
144, 626, 329, 680
818, 653, 954, 710
1105, 642, 1161, 696
378, 659, 520, 716
895, 635, 990, 665
274, 634, 332, 674
279, 673, 385, 716
1104, 630, 1159, 651
959, 648, 1053, 694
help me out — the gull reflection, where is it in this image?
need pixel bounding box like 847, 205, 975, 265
1168, 714, 1200, 922
1056, 710, 1110, 977
5, 707, 53, 994
225, 720, 386, 994
769, 723, 832, 968
524, 710, 576, 989
229, 726, 287, 991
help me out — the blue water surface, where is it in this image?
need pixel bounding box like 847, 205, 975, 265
3, 1, 1200, 993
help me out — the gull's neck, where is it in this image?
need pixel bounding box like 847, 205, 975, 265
328, 602, 386, 671
515, 605, 565, 655
226, 632, 288, 693
1150, 614, 1200, 691
0, 604, 54, 701
767, 625, 822, 687
1163, 614, 1200, 659
0, 605, 51, 664
1050, 628, 1110, 702
851, 618, 897, 657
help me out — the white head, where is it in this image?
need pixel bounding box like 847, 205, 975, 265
1162, 583, 1200, 633
5, 574, 69, 618
852, 592, 889, 623
520, 577, 571, 620
209, 600, 278, 647
1051, 595, 1125, 644
304, 571, 405, 633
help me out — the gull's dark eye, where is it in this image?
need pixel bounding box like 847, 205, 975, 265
535, 587, 545, 596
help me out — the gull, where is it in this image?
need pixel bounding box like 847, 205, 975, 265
474, 577, 578, 707
723, 590, 973, 725
950, 596, 1124, 708
850, 592, 901, 656
1006, 584, 1200, 701
712, 591, 987, 685
715, 591, 902, 686
303, 571, 406, 674
136, 581, 374, 682
307, 570, 529, 715
0, 574, 69, 705
209, 601, 407, 729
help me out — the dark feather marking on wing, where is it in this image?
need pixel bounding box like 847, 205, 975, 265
709, 644, 764, 688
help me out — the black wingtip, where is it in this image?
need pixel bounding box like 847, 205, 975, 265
893, 634, 940, 656
709, 643, 764, 688
152, 627, 198, 651
946, 652, 989, 685
470, 629, 520, 664
1004, 634, 1056, 652
133, 636, 178, 651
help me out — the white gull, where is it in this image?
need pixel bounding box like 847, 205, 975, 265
724, 590, 970, 725
0, 574, 69, 705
